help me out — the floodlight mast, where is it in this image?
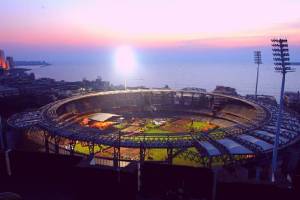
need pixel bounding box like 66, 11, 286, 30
254, 51, 262, 100
271, 38, 294, 182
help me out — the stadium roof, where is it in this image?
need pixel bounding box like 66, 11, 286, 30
88, 113, 121, 122
239, 134, 273, 151
217, 138, 253, 154
199, 141, 221, 156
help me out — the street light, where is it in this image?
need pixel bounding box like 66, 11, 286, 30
254, 51, 262, 100
271, 38, 294, 182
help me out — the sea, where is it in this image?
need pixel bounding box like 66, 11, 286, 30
12, 45, 300, 101
21, 63, 299, 101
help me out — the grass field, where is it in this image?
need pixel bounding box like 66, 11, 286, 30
73, 143, 230, 167
173, 157, 202, 167
146, 148, 167, 161
145, 121, 158, 129
143, 120, 173, 133
74, 117, 220, 166
144, 128, 172, 134
143, 119, 217, 134
187, 121, 217, 131
189, 121, 207, 129
74, 143, 103, 154
114, 123, 127, 130
173, 147, 202, 167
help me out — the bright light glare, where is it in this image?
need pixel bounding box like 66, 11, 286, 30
114, 45, 137, 76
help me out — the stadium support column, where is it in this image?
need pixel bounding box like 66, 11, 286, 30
0, 116, 5, 150
113, 146, 120, 169
172, 91, 176, 105
89, 143, 96, 165
88, 143, 95, 155
180, 91, 184, 105
208, 157, 212, 168
113, 131, 121, 169
209, 95, 214, 109
70, 140, 76, 155
167, 148, 173, 165
191, 93, 195, 106
139, 145, 145, 165
212, 168, 219, 200
88, 142, 95, 156
256, 166, 262, 181
44, 131, 49, 153
199, 93, 204, 107
113, 146, 121, 180
54, 136, 60, 154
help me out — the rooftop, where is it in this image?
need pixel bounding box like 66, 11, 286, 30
88, 113, 121, 122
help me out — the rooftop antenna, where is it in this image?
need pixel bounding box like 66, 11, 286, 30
271, 38, 295, 182
254, 51, 262, 100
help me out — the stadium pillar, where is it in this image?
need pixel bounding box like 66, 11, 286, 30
256, 166, 261, 181
88, 143, 95, 156
172, 91, 176, 104
0, 116, 5, 150
54, 137, 60, 154
180, 91, 184, 105
4, 149, 12, 176
167, 148, 173, 165
44, 132, 49, 153
201, 157, 209, 167
89, 143, 96, 165
191, 93, 195, 106
212, 169, 218, 200
139, 146, 145, 164
69, 140, 76, 155
210, 95, 214, 109
199, 94, 204, 106
137, 162, 141, 192
113, 146, 120, 169
208, 157, 212, 168
1, 116, 12, 176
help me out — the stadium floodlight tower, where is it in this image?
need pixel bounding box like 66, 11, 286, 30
271, 38, 294, 182
254, 51, 262, 100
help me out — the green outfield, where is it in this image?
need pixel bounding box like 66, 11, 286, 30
73, 118, 224, 167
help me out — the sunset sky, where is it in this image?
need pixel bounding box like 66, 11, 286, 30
1, 0, 300, 60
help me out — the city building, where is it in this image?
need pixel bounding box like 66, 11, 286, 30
213, 85, 238, 96
285, 91, 300, 105
6, 56, 14, 69
182, 87, 207, 92
285, 91, 300, 113
0, 85, 19, 98
0, 49, 9, 71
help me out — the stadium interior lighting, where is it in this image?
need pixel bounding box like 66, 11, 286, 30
114, 45, 137, 90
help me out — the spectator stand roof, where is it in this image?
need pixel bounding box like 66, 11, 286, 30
88, 113, 121, 122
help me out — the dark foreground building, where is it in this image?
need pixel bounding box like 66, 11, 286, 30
1, 150, 300, 200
